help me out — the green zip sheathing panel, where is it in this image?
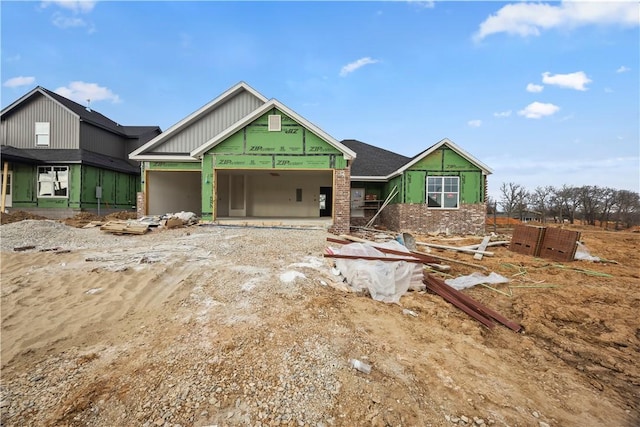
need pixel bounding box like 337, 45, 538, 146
209, 109, 343, 167
407, 145, 484, 204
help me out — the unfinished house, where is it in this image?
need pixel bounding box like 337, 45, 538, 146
0, 86, 160, 218
342, 138, 493, 235
129, 82, 357, 234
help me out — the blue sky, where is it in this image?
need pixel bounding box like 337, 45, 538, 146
2, 0, 638, 201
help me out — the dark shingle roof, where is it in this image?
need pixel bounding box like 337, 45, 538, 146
38, 87, 130, 135
0, 146, 139, 174
1, 87, 160, 138
341, 139, 410, 177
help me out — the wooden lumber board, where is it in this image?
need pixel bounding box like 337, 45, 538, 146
415, 242, 494, 256
510, 225, 545, 256
460, 241, 510, 250
100, 221, 149, 235
327, 237, 441, 264
423, 276, 495, 329
538, 227, 581, 262
424, 274, 523, 332
411, 250, 489, 271
473, 236, 492, 260
324, 253, 424, 263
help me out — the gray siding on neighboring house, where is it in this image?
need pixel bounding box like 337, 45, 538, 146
1, 94, 79, 149
80, 122, 126, 158
154, 91, 264, 153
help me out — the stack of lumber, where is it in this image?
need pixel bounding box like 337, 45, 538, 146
100, 220, 149, 235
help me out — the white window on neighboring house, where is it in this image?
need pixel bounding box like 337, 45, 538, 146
35, 122, 50, 146
427, 176, 459, 209
38, 166, 69, 198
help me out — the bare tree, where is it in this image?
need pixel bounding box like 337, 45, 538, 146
531, 185, 555, 224
554, 185, 580, 224
499, 182, 527, 220
578, 185, 601, 226
597, 187, 617, 228
613, 190, 640, 229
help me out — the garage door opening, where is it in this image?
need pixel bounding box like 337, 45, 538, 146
146, 170, 201, 215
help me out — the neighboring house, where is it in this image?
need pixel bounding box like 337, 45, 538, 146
0, 86, 161, 218
130, 82, 492, 234
343, 138, 493, 235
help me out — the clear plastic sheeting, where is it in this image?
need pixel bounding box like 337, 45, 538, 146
332, 241, 421, 303
444, 272, 510, 290
574, 241, 601, 262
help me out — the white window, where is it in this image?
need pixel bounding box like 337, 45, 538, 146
35, 122, 50, 146
38, 166, 69, 198
427, 176, 459, 209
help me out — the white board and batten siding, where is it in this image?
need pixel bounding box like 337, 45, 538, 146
154, 90, 264, 154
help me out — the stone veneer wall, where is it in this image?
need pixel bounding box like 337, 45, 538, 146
329, 166, 351, 235
136, 192, 145, 219
379, 203, 486, 235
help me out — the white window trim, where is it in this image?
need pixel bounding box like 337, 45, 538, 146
37, 165, 69, 198
426, 176, 460, 209
35, 122, 50, 147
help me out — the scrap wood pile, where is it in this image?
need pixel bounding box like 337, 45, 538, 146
323, 233, 522, 332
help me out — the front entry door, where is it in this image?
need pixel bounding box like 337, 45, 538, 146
319, 186, 332, 217
229, 174, 246, 217
1, 171, 12, 208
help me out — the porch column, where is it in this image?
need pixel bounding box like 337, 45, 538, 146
329, 164, 351, 235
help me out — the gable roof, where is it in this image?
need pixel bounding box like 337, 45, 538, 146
341, 139, 411, 179
398, 138, 493, 175
191, 99, 357, 160
1, 86, 160, 138
130, 81, 268, 159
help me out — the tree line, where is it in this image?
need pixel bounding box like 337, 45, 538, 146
488, 183, 640, 229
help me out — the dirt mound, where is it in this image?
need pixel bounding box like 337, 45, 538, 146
61, 211, 137, 228
0, 211, 48, 225
105, 211, 137, 221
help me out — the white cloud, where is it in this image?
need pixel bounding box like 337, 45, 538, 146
407, 1, 435, 9
54, 81, 120, 104
41, 1, 97, 13
604, 87, 614, 93
474, 1, 639, 41
518, 102, 560, 119
467, 119, 482, 127
526, 83, 544, 93
339, 57, 380, 77
52, 12, 87, 29
3, 76, 36, 88
616, 65, 630, 73
41, 0, 96, 32
542, 71, 592, 91
493, 110, 512, 118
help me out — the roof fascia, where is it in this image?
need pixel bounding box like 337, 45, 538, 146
1, 87, 80, 120
129, 82, 268, 157
129, 154, 199, 162
394, 138, 493, 175
191, 99, 357, 160
349, 176, 390, 182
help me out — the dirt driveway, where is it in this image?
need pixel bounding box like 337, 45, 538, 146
1, 219, 638, 426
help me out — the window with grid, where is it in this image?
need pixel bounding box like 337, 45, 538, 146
38, 166, 69, 198
427, 176, 459, 209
